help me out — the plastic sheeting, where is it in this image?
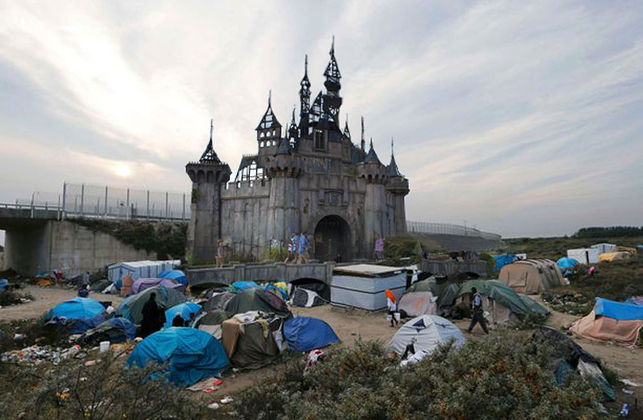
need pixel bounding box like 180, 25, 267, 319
127, 327, 229, 386
283, 317, 339, 352
594, 298, 643, 321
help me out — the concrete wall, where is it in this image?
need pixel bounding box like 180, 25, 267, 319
3, 220, 155, 276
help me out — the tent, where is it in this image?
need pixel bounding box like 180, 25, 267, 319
131, 278, 186, 295
203, 292, 236, 313
398, 291, 437, 317
405, 278, 438, 294
264, 283, 289, 300
557, 257, 579, 270
116, 286, 187, 324
221, 312, 284, 369
230, 281, 260, 292
290, 279, 330, 301
492, 254, 517, 272
225, 288, 291, 318
158, 269, 187, 285
598, 252, 631, 262
192, 310, 229, 339
387, 315, 465, 361
291, 288, 326, 307
283, 317, 340, 352
590, 243, 617, 254
498, 259, 565, 294
78, 318, 137, 345
567, 248, 600, 265
570, 298, 643, 346
127, 327, 229, 386
457, 280, 549, 325
164, 302, 202, 328
45, 297, 106, 321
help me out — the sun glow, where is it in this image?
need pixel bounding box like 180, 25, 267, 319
113, 163, 132, 178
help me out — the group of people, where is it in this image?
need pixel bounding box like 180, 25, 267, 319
284, 232, 310, 264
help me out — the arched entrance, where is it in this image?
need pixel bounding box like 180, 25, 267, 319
314, 215, 351, 262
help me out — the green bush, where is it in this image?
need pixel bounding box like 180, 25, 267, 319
228, 332, 606, 420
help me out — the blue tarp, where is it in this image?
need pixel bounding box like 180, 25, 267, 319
283, 317, 340, 352
492, 254, 517, 272
159, 270, 187, 286
127, 327, 229, 386
105, 317, 137, 341
594, 298, 643, 321
231, 281, 260, 292
46, 297, 105, 320
68, 314, 106, 334
164, 302, 202, 328
0, 279, 8, 292
557, 257, 579, 269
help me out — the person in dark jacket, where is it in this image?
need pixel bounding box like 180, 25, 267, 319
140, 293, 163, 337
467, 287, 489, 334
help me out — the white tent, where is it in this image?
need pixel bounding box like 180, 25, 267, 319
107, 260, 180, 283
567, 248, 600, 265
387, 315, 465, 363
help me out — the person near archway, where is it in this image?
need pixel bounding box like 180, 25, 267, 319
296, 231, 310, 264
284, 233, 297, 263
374, 234, 385, 261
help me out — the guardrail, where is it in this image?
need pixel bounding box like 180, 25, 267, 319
407, 220, 501, 240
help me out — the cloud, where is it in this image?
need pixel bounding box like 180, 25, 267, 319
0, 0, 642, 238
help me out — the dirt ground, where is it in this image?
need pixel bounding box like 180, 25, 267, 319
0, 285, 123, 321
2, 286, 641, 411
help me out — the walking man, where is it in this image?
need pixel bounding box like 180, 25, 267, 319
216, 240, 225, 267
467, 287, 489, 334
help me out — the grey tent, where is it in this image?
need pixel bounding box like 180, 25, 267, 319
292, 288, 326, 307
387, 315, 466, 364
222, 314, 283, 369
191, 310, 229, 339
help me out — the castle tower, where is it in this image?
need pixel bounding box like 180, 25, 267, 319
386, 138, 410, 234
322, 37, 342, 125
185, 120, 232, 263
256, 91, 282, 155
357, 139, 388, 256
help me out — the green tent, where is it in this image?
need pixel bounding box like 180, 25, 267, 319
405, 278, 437, 294
225, 289, 291, 318
230, 317, 282, 369
116, 286, 187, 324
458, 280, 549, 317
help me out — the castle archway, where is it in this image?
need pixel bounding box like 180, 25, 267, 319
314, 215, 351, 262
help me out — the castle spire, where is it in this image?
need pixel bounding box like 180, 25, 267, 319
256, 90, 281, 131
389, 137, 402, 177
299, 55, 311, 115
199, 118, 222, 163
343, 113, 351, 139
323, 37, 342, 123
364, 137, 380, 163
360, 116, 365, 152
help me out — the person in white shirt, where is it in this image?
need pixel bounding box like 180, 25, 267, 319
386, 290, 399, 327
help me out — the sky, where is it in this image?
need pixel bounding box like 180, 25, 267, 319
0, 0, 642, 241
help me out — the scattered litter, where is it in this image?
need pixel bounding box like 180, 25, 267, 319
207, 402, 220, 410
187, 377, 224, 392
619, 403, 630, 417
1, 344, 86, 365
622, 389, 634, 395
621, 379, 640, 387
220, 396, 233, 404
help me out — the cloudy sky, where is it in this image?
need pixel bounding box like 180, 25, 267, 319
0, 0, 641, 240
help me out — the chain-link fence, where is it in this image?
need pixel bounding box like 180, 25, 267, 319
407, 220, 501, 240
59, 183, 189, 221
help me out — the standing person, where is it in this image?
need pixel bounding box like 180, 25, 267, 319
82, 271, 90, 287
467, 287, 489, 334
296, 232, 310, 264
140, 293, 163, 338
216, 240, 225, 268
374, 234, 384, 261
386, 289, 399, 327
284, 233, 297, 263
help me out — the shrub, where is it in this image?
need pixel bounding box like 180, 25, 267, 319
227, 332, 605, 420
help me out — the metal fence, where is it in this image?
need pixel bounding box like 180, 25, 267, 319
407, 220, 501, 240
9, 183, 190, 221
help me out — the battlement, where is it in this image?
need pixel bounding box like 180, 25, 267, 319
222, 180, 271, 198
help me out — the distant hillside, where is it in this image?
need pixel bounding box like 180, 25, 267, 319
505, 236, 642, 260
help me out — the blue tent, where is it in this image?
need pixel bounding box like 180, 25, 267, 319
492, 254, 517, 272
0, 279, 8, 292
283, 317, 340, 352
265, 284, 288, 300
231, 281, 260, 292
67, 314, 106, 334
164, 302, 202, 328
557, 257, 579, 269
127, 327, 229, 386
159, 270, 187, 286
594, 298, 643, 321
45, 297, 105, 321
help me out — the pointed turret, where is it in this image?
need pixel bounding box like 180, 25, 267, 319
256, 90, 281, 131
322, 36, 342, 123
343, 115, 351, 140
360, 116, 366, 152
389, 137, 402, 177
288, 106, 298, 141
299, 55, 311, 116
199, 119, 223, 163
364, 138, 381, 163
256, 91, 282, 152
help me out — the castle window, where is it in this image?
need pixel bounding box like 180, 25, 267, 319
314, 130, 325, 151
260, 141, 264, 147
260, 132, 264, 138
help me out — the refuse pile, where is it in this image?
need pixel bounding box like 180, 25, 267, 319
1, 344, 87, 365
542, 292, 593, 315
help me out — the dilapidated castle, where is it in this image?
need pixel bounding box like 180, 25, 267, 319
186, 41, 409, 262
